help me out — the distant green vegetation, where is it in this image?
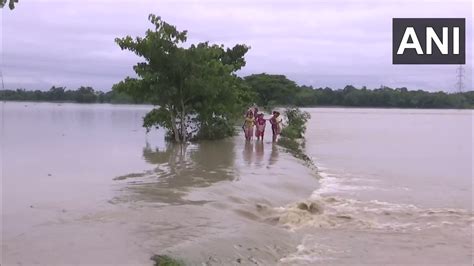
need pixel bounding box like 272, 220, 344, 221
0, 86, 139, 104
245, 73, 474, 109
2, 74, 473, 110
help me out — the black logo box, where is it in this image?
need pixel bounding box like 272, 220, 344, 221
392, 18, 465, 64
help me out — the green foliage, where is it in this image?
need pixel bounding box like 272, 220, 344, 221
151, 255, 184, 266
114, 14, 252, 142
280, 126, 301, 140
143, 107, 172, 132
277, 137, 300, 151
277, 107, 314, 166
105, 89, 136, 104
244, 74, 298, 108
195, 116, 236, 140
280, 107, 311, 139
245, 73, 474, 109
73, 86, 95, 103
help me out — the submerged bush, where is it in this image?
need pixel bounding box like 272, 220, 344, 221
278, 107, 313, 166
280, 107, 311, 139
278, 137, 312, 164
151, 255, 184, 266
194, 116, 236, 141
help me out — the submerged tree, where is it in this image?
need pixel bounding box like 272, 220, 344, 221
114, 14, 252, 142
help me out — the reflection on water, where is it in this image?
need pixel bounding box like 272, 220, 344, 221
114, 139, 236, 205
269, 143, 279, 166
242, 141, 279, 167
255, 141, 264, 165
242, 141, 254, 165
114, 138, 283, 206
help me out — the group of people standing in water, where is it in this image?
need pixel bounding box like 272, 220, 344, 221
243, 107, 282, 142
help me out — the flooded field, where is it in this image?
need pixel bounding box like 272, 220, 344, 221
1, 102, 472, 265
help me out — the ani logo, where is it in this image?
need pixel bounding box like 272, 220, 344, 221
392, 18, 465, 64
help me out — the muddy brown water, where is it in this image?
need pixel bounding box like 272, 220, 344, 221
1, 102, 472, 265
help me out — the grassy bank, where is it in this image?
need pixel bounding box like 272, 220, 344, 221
151, 255, 185, 266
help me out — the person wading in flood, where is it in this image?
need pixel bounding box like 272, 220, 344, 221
270, 111, 282, 142
255, 113, 266, 141
243, 111, 255, 141
253, 107, 259, 118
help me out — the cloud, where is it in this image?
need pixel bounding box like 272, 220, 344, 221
1, 0, 472, 92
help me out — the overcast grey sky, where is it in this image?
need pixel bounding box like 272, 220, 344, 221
1, 0, 472, 92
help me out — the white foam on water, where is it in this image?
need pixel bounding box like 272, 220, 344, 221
279, 236, 341, 265
313, 160, 380, 195
263, 193, 473, 233
291, 158, 472, 234
286, 108, 473, 264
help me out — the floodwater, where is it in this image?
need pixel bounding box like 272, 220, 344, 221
1, 102, 472, 265
281, 108, 473, 265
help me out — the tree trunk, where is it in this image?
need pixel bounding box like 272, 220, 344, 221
169, 108, 180, 142
180, 99, 186, 142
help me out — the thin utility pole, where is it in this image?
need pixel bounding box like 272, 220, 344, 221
456, 65, 465, 93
